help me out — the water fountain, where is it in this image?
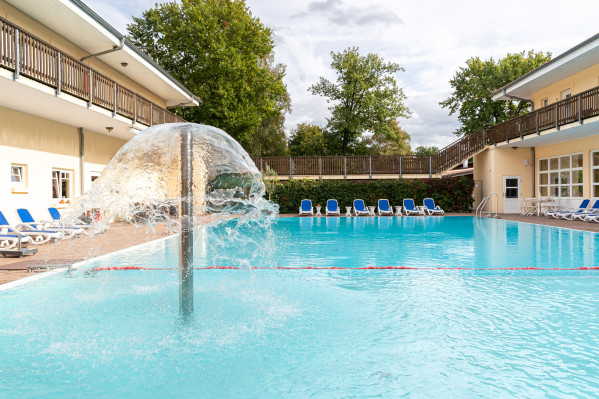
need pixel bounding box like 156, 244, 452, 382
66, 123, 277, 316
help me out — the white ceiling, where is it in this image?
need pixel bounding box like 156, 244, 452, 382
5, 0, 198, 107
497, 117, 599, 148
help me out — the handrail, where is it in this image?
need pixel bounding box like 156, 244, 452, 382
0, 16, 186, 127
476, 192, 498, 218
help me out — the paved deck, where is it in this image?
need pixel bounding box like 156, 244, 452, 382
2, 213, 597, 287
0, 223, 168, 286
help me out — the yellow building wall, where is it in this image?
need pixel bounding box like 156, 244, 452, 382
535, 134, 599, 200
474, 147, 534, 213
0, 0, 167, 108
531, 63, 599, 109
0, 106, 125, 224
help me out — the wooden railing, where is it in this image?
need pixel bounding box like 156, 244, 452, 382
255, 85, 599, 178
0, 16, 186, 127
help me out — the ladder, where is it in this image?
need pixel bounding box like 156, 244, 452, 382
476, 192, 499, 218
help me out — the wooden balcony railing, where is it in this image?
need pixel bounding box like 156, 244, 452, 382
255, 85, 599, 178
0, 16, 186, 127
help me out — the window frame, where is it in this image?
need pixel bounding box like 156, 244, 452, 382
592, 150, 599, 200
52, 168, 73, 200
538, 152, 583, 199
10, 163, 28, 193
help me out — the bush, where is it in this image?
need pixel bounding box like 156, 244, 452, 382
269, 177, 475, 213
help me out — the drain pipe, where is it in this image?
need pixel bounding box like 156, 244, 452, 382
79, 128, 85, 195
179, 127, 194, 317
80, 37, 125, 62
531, 147, 535, 197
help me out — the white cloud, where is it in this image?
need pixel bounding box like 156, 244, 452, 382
87, 0, 599, 148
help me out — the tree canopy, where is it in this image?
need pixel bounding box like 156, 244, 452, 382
440, 50, 551, 136
414, 145, 439, 157
127, 0, 289, 151
288, 123, 326, 156
310, 47, 411, 154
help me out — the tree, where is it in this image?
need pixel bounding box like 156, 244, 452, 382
127, 0, 289, 149
288, 123, 327, 156
360, 120, 412, 155
309, 47, 411, 154
440, 50, 551, 136
414, 146, 439, 156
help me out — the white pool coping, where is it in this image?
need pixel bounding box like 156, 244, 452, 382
0, 234, 176, 292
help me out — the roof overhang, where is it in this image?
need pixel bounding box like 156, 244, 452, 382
491, 33, 599, 101
5, 0, 199, 108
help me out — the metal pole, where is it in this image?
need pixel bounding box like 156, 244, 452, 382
113, 83, 117, 117
88, 68, 92, 107
369, 157, 372, 179
289, 158, 293, 179
578, 95, 582, 124
429, 155, 432, 178
399, 157, 402, 178
179, 127, 194, 317
555, 103, 559, 131
319, 157, 322, 179
344, 157, 347, 179
14, 28, 19, 80
56, 53, 61, 95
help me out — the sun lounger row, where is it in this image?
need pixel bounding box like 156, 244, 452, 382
546, 199, 599, 222
299, 199, 444, 216
0, 207, 92, 254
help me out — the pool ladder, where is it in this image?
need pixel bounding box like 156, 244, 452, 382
476, 192, 499, 218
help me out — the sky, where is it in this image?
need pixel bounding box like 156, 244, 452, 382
87, 0, 599, 148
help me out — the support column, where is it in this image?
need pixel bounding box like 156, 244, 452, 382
79, 128, 84, 195
179, 127, 194, 317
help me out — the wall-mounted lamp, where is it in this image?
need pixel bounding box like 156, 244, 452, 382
121, 62, 128, 67
523, 158, 529, 166
106, 127, 114, 132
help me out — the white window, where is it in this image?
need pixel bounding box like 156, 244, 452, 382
52, 169, 72, 199
538, 153, 583, 198
561, 89, 572, 99
10, 164, 25, 187
593, 150, 599, 199
542, 98, 549, 107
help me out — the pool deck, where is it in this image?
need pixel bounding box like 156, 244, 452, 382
1, 214, 598, 286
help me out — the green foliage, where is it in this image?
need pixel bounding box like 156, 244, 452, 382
263, 166, 278, 200
128, 0, 289, 149
288, 123, 327, 156
310, 47, 411, 154
440, 50, 551, 136
414, 145, 439, 156
360, 120, 412, 155
269, 177, 475, 213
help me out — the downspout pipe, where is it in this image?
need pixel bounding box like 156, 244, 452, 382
80, 37, 125, 62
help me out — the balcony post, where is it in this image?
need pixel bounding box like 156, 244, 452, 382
536, 111, 540, 135
14, 28, 19, 80
88, 68, 92, 108
369, 156, 372, 179
289, 158, 293, 180
555, 103, 559, 131
150, 102, 153, 126
260, 158, 263, 172
319, 157, 322, 179
113, 83, 117, 117
429, 155, 432, 178
578, 94, 582, 124
56, 52, 61, 95
133, 94, 137, 124
344, 157, 347, 179
399, 157, 402, 178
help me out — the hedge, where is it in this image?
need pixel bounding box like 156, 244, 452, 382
269, 177, 475, 214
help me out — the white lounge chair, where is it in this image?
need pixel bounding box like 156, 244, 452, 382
377, 199, 394, 216
423, 198, 445, 215
403, 199, 424, 215
16, 208, 84, 239
48, 207, 93, 233
0, 210, 61, 244
546, 199, 590, 219
569, 200, 599, 220
353, 199, 370, 216
326, 199, 340, 215
299, 199, 313, 216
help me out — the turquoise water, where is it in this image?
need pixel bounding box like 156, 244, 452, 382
1, 216, 598, 398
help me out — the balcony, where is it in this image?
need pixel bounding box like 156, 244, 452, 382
0, 16, 185, 138
254, 85, 599, 179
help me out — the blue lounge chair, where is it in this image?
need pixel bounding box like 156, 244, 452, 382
326, 199, 340, 215
0, 210, 61, 244
353, 199, 370, 216
403, 199, 424, 215
546, 199, 590, 219
299, 199, 313, 216
48, 207, 92, 232
570, 200, 599, 220
17, 208, 84, 238
377, 199, 393, 216
423, 198, 445, 215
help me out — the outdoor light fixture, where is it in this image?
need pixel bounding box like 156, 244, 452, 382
523, 158, 529, 166
121, 62, 128, 67
106, 127, 114, 132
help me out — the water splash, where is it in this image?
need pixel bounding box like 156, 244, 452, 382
66, 123, 278, 234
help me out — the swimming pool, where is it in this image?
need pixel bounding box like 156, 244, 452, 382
1, 216, 598, 398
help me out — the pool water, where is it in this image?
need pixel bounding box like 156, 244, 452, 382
1, 217, 598, 398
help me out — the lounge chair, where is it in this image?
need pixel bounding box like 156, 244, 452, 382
403, 199, 424, 216
326, 199, 340, 215
377, 199, 393, 216
353, 199, 370, 216
572, 200, 599, 221
0, 228, 33, 250
17, 208, 84, 238
48, 207, 93, 232
546, 199, 590, 219
0, 210, 61, 244
299, 199, 313, 216
423, 198, 445, 215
